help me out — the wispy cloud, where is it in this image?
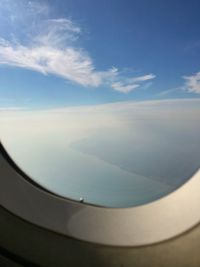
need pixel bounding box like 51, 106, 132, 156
161, 71, 200, 96
111, 82, 139, 93
34, 18, 81, 47
111, 74, 156, 93
129, 74, 156, 83
0, 0, 156, 93
0, 40, 110, 87
157, 86, 184, 97
27, 1, 50, 15
183, 72, 200, 94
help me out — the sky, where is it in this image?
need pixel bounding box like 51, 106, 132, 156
0, 0, 200, 109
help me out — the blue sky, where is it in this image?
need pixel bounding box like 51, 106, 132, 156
0, 0, 200, 109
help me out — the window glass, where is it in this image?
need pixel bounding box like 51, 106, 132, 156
0, 0, 200, 207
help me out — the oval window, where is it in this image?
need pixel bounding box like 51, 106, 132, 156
0, 0, 200, 208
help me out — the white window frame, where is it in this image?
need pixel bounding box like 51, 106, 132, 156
0, 142, 200, 246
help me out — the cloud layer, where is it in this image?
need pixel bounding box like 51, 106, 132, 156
1, 98, 200, 207
0, 0, 155, 93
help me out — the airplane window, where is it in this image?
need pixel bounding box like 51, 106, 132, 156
0, 0, 200, 208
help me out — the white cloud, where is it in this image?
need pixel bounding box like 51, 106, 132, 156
111, 74, 156, 93
0, 41, 105, 87
128, 74, 156, 83
0, 14, 117, 87
111, 82, 139, 93
183, 72, 200, 94
0, 1, 156, 93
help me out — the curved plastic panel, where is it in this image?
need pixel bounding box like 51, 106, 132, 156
0, 142, 200, 246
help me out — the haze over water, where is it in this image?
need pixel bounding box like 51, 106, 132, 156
1, 99, 200, 207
